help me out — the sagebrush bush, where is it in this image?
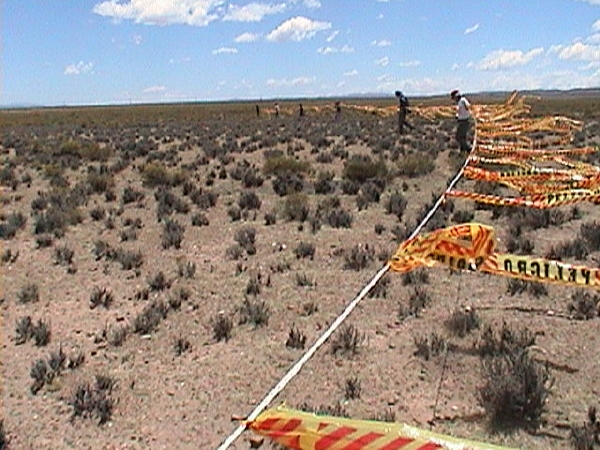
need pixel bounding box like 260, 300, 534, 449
53, 245, 74, 266
344, 376, 361, 399
141, 162, 172, 187
0, 211, 27, 240
286, 325, 307, 349
161, 219, 184, 249
294, 241, 315, 259
234, 226, 257, 255
477, 322, 536, 357
579, 221, 600, 252
343, 244, 374, 271
15, 315, 33, 345
283, 193, 310, 222
31, 319, 51, 346
177, 258, 196, 278
570, 406, 600, 450
121, 186, 145, 204
133, 300, 168, 334
238, 191, 261, 210
238, 297, 270, 328
342, 155, 388, 184
568, 290, 599, 320
397, 153, 435, 177
386, 191, 408, 220
70, 375, 115, 424
401, 268, 430, 285
445, 307, 480, 337
413, 332, 447, 360
89, 286, 114, 309
17, 283, 39, 304
263, 156, 310, 176
211, 313, 233, 342
148, 271, 171, 291
331, 324, 364, 356
480, 349, 551, 428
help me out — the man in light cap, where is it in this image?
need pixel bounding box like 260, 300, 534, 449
450, 89, 472, 152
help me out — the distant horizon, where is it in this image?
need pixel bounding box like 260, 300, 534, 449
3, 86, 600, 111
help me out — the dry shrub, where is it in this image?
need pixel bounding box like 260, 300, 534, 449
413, 332, 447, 360
263, 156, 310, 176
570, 406, 600, 450
331, 324, 364, 356
480, 349, 552, 428
238, 297, 270, 328
397, 153, 435, 177
285, 325, 307, 349
445, 307, 481, 337
342, 155, 388, 184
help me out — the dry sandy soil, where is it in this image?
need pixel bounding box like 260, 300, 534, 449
2, 95, 600, 450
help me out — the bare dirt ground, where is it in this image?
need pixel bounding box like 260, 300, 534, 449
2, 95, 600, 450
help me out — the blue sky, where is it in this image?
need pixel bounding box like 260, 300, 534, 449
3, 0, 600, 106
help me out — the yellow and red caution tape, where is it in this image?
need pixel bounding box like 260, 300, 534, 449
246, 406, 517, 450
388, 222, 600, 288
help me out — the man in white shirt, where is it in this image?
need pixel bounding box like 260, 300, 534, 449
450, 89, 472, 152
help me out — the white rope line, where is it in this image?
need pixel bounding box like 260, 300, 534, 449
215, 134, 477, 450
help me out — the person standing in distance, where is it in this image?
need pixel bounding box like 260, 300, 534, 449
395, 90, 414, 134
450, 89, 472, 153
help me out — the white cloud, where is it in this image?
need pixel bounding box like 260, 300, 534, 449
587, 33, 600, 44
212, 47, 238, 54
326, 30, 339, 42
399, 60, 421, 67
132, 34, 142, 45
266, 76, 315, 86
287, 0, 321, 7
223, 2, 286, 22
302, 0, 321, 8
375, 76, 443, 95
593, 19, 600, 31
477, 47, 544, 70
64, 61, 94, 75
371, 39, 391, 47
143, 85, 167, 93
317, 46, 336, 54
375, 56, 389, 67
317, 44, 354, 54
235, 32, 261, 42
266, 16, 331, 42
464, 23, 479, 34
343, 69, 358, 76
92, 0, 222, 26
553, 41, 600, 61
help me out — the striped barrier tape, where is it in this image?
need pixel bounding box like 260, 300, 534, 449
446, 188, 600, 209
246, 406, 518, 450
388, 223, 600, 289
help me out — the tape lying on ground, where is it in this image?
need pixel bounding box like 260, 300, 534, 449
388, 222, 600, 289
246, 406, 518, 450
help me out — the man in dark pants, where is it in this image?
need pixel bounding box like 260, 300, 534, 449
395, 90, 414, 134
450, 89, 472, 152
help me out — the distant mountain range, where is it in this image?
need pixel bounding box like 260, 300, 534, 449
2, 87, 600, 109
